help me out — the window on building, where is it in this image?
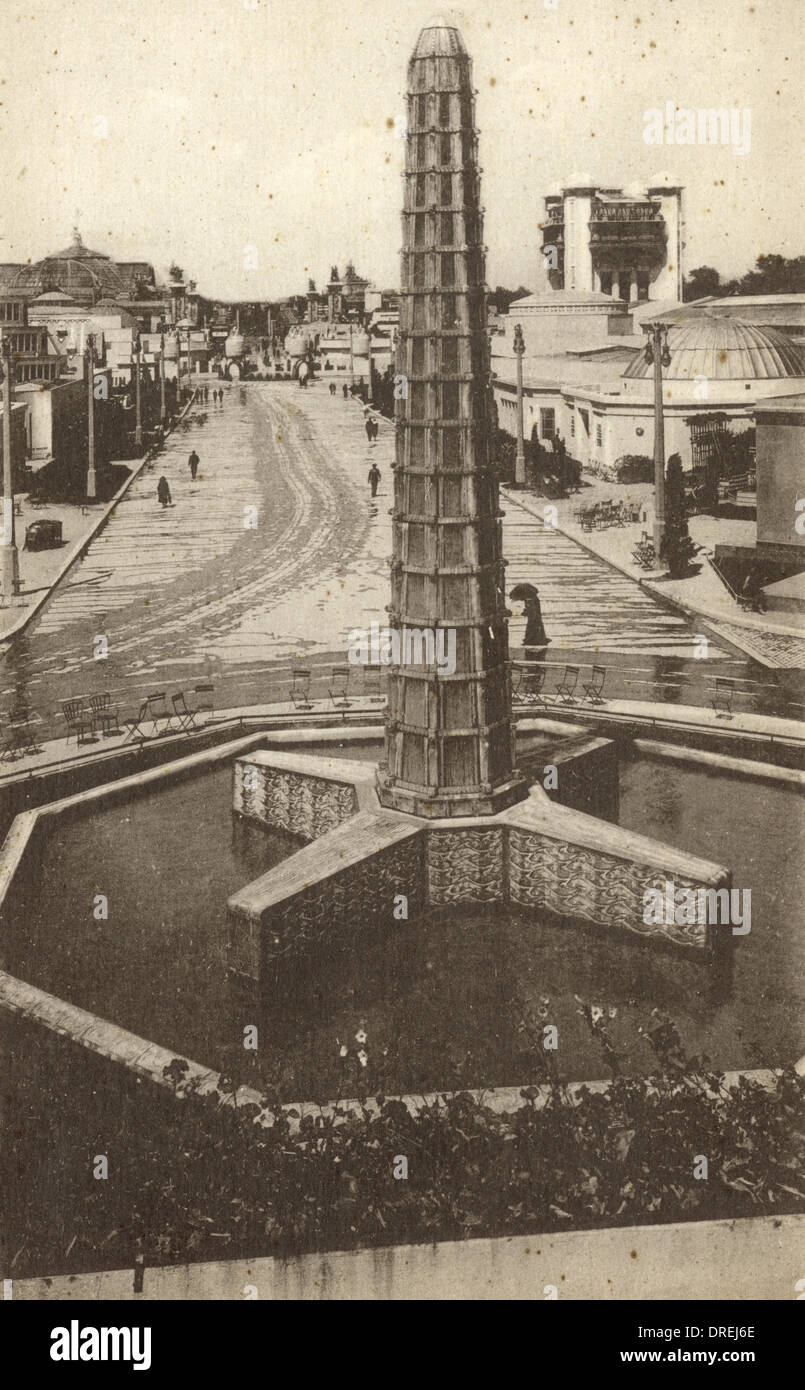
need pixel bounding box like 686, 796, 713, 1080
596, 422, 603, 447
440, 132, 452, 164
417, 94, 427, 126
569, 412, 575, 438
540, 408, 555, 440
441, 172, 453, 205
600, 272, 613, 295
439, 92, 451, 127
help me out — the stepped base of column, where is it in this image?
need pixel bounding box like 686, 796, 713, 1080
375, 767, 529, 819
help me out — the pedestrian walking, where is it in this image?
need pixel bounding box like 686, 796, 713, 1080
157, 476, 172, 508
370, 416, 379, 440
368, 463, 381, 498
204, 385, 209, 404
523, 589, 549, 650
365, 416, 374, 442
343, 383, 349, 399
329, 382, 336, 396
188, 449, 200, 481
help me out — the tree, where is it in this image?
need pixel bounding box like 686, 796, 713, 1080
683, 265, 721, 302
488, 285, 532, 314
731, 253, 805, 296
661, 453, 697, 577
685, 253, 805, 301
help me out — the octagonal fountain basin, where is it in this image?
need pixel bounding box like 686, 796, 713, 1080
3, 732, 802, 1101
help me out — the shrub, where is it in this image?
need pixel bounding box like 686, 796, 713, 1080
2, 1008, 803, 1278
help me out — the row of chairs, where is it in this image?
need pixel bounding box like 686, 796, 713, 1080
60, 686, 215, 747
512, 662, 606, 710
514, 661, 738, 722
575, 500, 642, 532
290, 664, 385, 713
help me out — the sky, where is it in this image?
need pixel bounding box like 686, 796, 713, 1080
1, 0, 802, 300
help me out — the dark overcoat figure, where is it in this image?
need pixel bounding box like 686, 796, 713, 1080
523, 591, 549, 649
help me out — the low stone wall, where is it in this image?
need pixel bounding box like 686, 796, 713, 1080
11, 1215, 803, 1301
232, 750, 374, 840
228, 809, 425, 979
427, 825, 505, 906
229, 747, 730, 972
548, 736, 620, 821
504, 795, 729, 957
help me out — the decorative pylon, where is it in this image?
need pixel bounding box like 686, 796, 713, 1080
376, 19, 527, 818
227, 20, 730, 992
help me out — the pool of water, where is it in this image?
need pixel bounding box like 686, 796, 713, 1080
4, 742, 802, 1100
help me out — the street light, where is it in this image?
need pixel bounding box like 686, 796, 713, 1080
513, 322, 526, 486
159, 332, 166, 426
85, 332, 97, 501
133, 334, 142, 448
0, 335, 21, 600
642, 321, 672, 559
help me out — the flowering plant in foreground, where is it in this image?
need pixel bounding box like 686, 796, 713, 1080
2, 1008, 803, 1278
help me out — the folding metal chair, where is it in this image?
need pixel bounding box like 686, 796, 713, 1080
193, 684, 215, 724
88, 692, 120, 738
122, 700, 151, 745
146, 692, 172, 737
172, 691, 198, 733
328, 665, 352, 710
552, 664, 580, 705
581, 664, 607, 705
61, 698, 97, 746
710, 678, 734, 720
363, 663, 385, 704
3, 709, 42, 760
512, 661, 548, 710
290, 668, 313, 712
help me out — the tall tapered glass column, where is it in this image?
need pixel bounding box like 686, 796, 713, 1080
376, 19, 526, 819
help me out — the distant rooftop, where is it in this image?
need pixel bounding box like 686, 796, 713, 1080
510, 289, 628, 311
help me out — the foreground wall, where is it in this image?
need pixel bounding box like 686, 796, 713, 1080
11, 1215, 803, 1301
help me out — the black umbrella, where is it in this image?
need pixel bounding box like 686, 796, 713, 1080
510, 583, 539, 602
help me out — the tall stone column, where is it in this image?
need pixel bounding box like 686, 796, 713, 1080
376, 19, 527, 819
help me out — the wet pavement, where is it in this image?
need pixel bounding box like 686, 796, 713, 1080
0, 381, 801, 738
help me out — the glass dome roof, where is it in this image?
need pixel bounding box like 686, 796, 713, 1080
11, 231, 126, 305
624, 313, 805, 381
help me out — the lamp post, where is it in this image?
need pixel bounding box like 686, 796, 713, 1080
513, 322, 526, 486
642, 321, 672, 559
348, 320, 355, 388
85, 333, 97, 501
133, 334, 142, 448
0, 336, 21, 600
367, 326, 373, 402
159, 332, 166, 426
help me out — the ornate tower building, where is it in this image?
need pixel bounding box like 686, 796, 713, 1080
376, 18, 527, 819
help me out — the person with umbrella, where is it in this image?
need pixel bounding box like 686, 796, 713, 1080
157, 476, 172, 508
510, 582, 549, 653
